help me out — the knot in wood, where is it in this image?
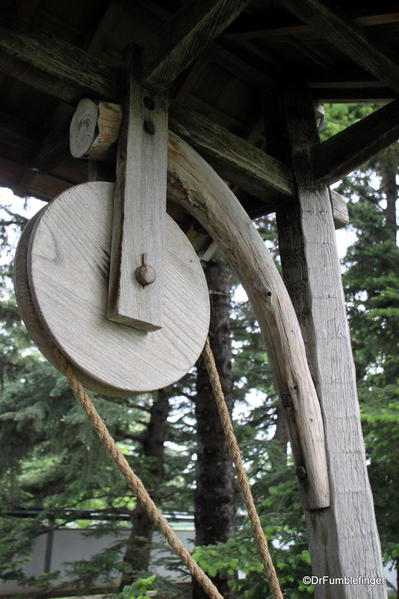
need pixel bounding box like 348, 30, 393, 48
296, 465, 307, 480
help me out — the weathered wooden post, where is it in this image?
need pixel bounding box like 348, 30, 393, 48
276, 86, 385, 598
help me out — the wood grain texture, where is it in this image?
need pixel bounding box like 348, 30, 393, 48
330, 189, 349, 229
14, 210, 130, 397
70, 99, 122, 160
23, 182, 209, 395
315, 99, 399, 186
141, 0, 251, 90
169, 103, 294, 202
277, 0, 399, 96
167, 133, 330, 510
277, 86, 384, 598
108, 82, 168, 331
0, 26, 117, 102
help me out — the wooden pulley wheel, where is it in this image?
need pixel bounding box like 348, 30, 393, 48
14, 181, 210, 396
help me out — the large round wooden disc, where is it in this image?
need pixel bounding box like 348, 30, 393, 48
17, 182, 210, 395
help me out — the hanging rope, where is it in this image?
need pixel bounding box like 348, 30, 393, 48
55, 340, 283, 599
54, 348, 224, 599
202, 338, 284, 599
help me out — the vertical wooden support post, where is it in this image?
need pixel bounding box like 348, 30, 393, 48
107, 53, 168, 331
276, 86, 385, 598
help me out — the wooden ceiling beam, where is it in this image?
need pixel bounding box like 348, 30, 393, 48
169, 103, 294, 203
0, 26, 118, 102
315, 99, 399, 186
276, 0, 399, 96
224, 10, 399, 41
140, 0, 252, 90
0, 27, 294, 201
0, 104, 347, 226
0, 27, 350, 225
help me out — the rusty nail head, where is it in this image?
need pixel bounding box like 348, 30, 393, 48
135, 253, 156, 286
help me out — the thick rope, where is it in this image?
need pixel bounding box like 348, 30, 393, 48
202, 338, 284, 599
54, 349, 224, 599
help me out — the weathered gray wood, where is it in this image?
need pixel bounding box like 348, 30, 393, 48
167, 133, 330, 510
68, 99, 351, 227
0, 26, 117, 102
14, 209, 131, 397
21, 181, 210, 395
140, 0, 251, 90
277, 0, 399, 96
277, 86, 384, 598
169, 103, 294, 201
70, 99, 122, 160
315, 99, 399, 185
107, 78, 168, 331
330, 190, 349, 229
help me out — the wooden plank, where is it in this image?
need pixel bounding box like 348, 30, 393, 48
224, 10, 399, 40
315, 99, 399, 185
107, 76, 168, 331
276, 0, 399, 96
276, 86, 384, 598
140, 0, 251, 89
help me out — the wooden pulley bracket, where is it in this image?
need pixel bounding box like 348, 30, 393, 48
14, 182, 210, 396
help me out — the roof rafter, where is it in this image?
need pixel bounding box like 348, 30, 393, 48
224, 10, 399, 41
0, 26, 292, 202
0, 26, 349, 227
315, 100, 399, 186
140, 0, 252, 89
276, 0, 399, 96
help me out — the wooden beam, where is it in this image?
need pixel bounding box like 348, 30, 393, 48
140, 0, 251, 89
224, 10, 399, 41
276, 0, 399, 96
168, 132, 330, 510
276, 86, 384, 598
107, 77, 168, 331
0, 26, 118, 102
0, 27, 291, 202
169, 103, 294, 202
0, 29, 350, 223
0, 156, 72, 201
315, 99, 399, 185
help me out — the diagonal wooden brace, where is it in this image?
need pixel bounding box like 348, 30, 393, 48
107, 55, 168, 332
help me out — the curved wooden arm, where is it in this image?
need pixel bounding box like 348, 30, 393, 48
167, 132, 330, 510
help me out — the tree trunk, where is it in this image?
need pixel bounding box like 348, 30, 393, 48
193, 260, 235, 599
119, 389, 170, 588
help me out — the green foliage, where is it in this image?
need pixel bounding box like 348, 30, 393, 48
112, 576, 156, 599
321, 103, 376, 140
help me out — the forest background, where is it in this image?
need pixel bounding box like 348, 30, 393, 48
0, 102, 398, 599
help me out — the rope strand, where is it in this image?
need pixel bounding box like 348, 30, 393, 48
202, 338, 283, 599
55, 349, 224, 599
